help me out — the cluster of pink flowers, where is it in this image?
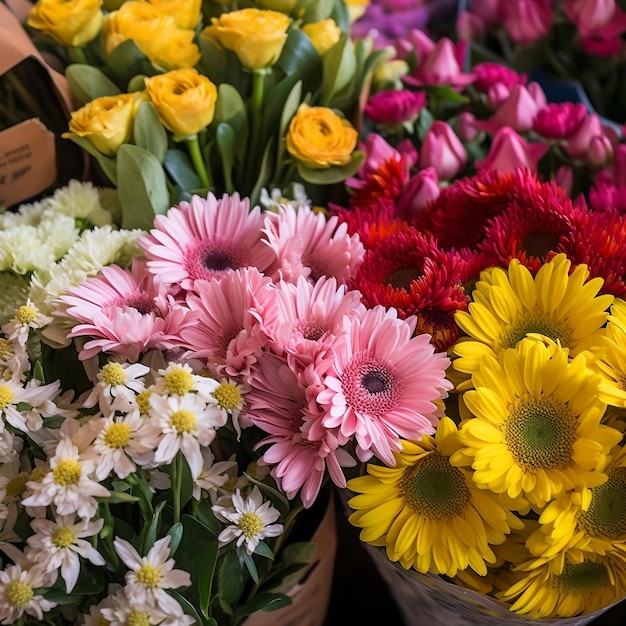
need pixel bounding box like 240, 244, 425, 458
50, 193, 451, 508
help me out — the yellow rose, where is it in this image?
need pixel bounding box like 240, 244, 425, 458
64, 92, 145, 156
27, 0, 103, 47
145, 69, 218, 138
285, 104, 358, 169
344, 0, 370, 22
201, 8, 290, 70
102, 2, 200, 69
301, 19, 341, 56
148, 0, 202, 30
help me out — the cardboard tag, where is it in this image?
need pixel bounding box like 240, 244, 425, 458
0, 119, 57, 208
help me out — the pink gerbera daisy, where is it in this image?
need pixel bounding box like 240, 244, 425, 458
264, 276, 365, 370
59, 259, 193, 362
316, 306, 452, 466
263, 205, 365, 285
246, 351, 355, 507
138, 193, 276, 293
179, 267, 278, 380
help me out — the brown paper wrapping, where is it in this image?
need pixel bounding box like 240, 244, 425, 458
246, 495, 338, 626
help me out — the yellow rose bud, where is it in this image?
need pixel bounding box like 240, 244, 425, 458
301, 19, 341, 56
373, 58, 410, 90
285, 104, 358, 169
102, 1, 200, 70
145, 68, 218, 138
344, 0, 370, 23
201, 8, 290, 70
148, 0, 202, 30
27, 0, 103, 48
64, 92, 145, 156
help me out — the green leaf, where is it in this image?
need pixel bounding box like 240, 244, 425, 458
279, 541, 317, 565
117, 144, 171, 230
275, 80, 302, 174
300, 0, 335, 21
321, 34, 357, 106
216, 123, 236, 188
198, 36, 251, 96
65, 64, 121, 107
133, 101, 168, 163
138, 500, 166, 556
105, 39, 159, 90
63, 135, 118, 185
216, 549, 245, 608
168, 589, 209, 626
295, 150, 365, 185
277, 28, 322, 89
415, 107, 435, 141
241, 550, 259, 584
213, 84, 249, 161
253, 541, 275, 561
167, 522, 184, 555
164, 148, 204, 191
234, 592, 292, 620
195, 498, 222, 536
101, 491, 140, 504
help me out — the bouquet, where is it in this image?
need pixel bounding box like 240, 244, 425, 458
457, 0, 626, 125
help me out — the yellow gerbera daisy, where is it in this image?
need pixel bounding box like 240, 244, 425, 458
346, 416, 523, 578
456, 337, 622, 508
453, 254, 613, 379
527, 445, 626, 563
497, 551, 626, 618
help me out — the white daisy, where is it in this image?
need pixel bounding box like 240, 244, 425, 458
0, 377, 61, 433
1, 299, 53, 347
0, 561, 57, 623
83, 360, 150, 415
25, 514, 105, 592
260, 183, 312, 212
21, 437, 110, 518
192, 447, 238, 501
212, 486, 284, 555
152, 361, 220, 401
113, 535, 191, 616
145, 393, 227, 477
0, 335, 29, 384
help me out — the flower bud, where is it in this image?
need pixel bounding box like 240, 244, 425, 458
396, 168, 440, 219
364, 90, 426, 124
501, 0, 553, 44
301, 19, 341, 56
477, 126, 548, 174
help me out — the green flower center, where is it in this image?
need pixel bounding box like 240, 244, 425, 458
213, 382, 243, 412
170, 409, 197, 434
52, 459, 82, 486
15, 305, 37, 325
554, 560, 610, 594
505, 396, 577, 470
501, 313, 570, 350
164, 369, 194, 395
52, 526, 76, 548
400, 452, 470, 519
579, 468, 626, 539
128, 610, 150, 626
136, 564, 161, 588
5, 580, 33, 608
238, 512, 264, 538
100, 362, 126, 386
0, 385, 15, 410
103, 423, 132, 448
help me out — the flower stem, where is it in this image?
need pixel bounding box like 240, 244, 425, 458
69, 46, 88, 65
186, 135, 212, 190
173, 451, 184, 524
246, 68, 269, 192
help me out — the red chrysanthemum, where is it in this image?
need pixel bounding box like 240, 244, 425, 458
350, 227, 470, 351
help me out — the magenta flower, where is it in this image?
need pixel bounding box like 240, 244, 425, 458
417, 120, 467, 180
472, 61, 527, 93
364, 89, 427, 124
138, 193, 276, 294
501, 0, 553, 44
59, 259, 193, 362
316, 306, 452, 466
532, 102, 588, 139
477, 127, 548, 174
475, 84, 546, 134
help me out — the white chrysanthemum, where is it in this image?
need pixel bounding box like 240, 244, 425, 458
192, 447, 238, 501
0, 225, 59, 273
0, 377, 61, 433
0, 273, 28, 326
25, 514, 105, 592
113, 535, 191, 616
41, 179, 113, 226
83, 361, 150, 415
21, 438, 109, 518
0, 562, 57, 623
0, 199, 45, 229
212, 486, 284, 555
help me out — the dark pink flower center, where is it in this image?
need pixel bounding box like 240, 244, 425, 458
108, 293, 158, 316
186, 241, 240, 280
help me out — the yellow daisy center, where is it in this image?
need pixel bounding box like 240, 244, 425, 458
553, 560, 610, 594
52, 526, 76, 548
93, 618, 110, 626
6, 475, 29, 498
136, 564, 161, 588
100, 362, 126, 386
29, 467, 49, 483
505, 396, 577, 470
238, 512, 264, 538
136, 390, 152, 414
103, 423, 132, 448
127, 610, 150, 626
0, 385, 15, 410
0, 338, 12, 357
501, 313, 571, 350
164, 369, 194, 395
579, 467, 626, 539
400, 452, 470, 519
170, 409, 197, 434
5, 580, 33, 608
15, 305, 37, 325
213, 382, 243, 412
52, 459, 82, 486
222, 477, 237, 492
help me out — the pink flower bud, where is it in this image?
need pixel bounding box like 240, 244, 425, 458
472, 62, 527, 93
487, 82, 512, 108
396, 167, 441, 219
564, 113, 610, 159
555, 165, 574, 195
588, 134, 613, 165
613, 144, 626, 186
456, 11, 486, 40
458, 111, 480, 142
465, 0, 505, 26
364, 89, 427, 124
562, 0, 616, 38
532, 102, 587, 139
477, 126, 548, 174
404, 38, 474, 87
476, 84, 544, 133
502, 0, 553, 44
589, 180, 626, 211
417, 121, 467, 180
